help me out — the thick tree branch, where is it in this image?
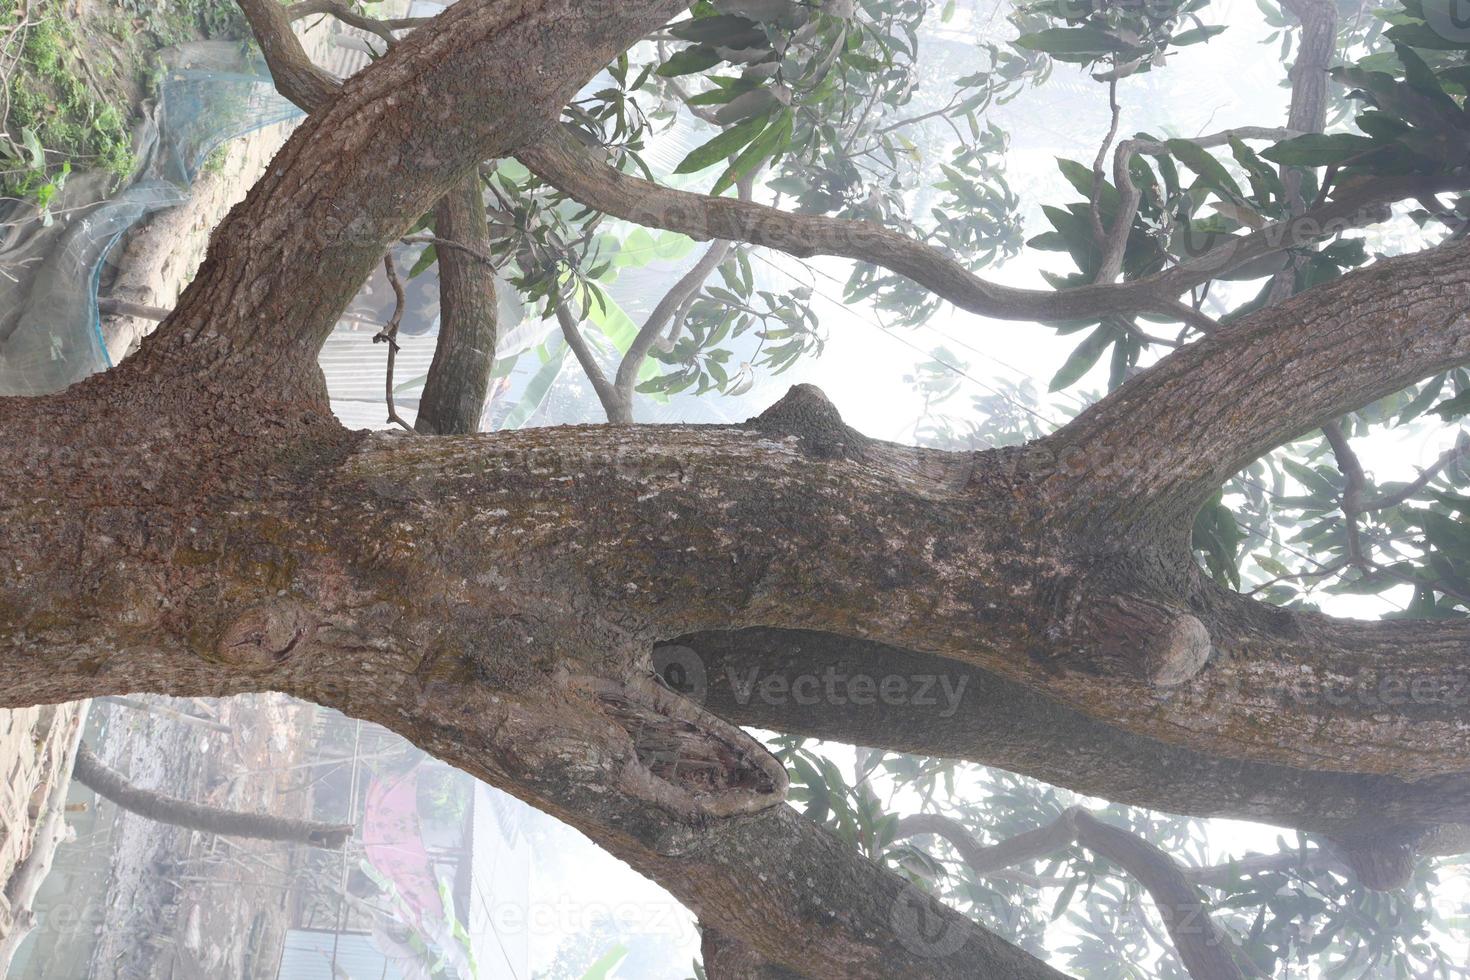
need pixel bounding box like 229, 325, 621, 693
671, 628, 1470, 868
148, 0, 692, 399
896, 810, 1250, 980
1046, 237, 1470, 534
241, 0, 498, 433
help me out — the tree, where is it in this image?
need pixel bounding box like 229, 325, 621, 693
3, 0, 1470, 976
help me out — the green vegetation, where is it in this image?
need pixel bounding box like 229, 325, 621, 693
0, 0, 246, 209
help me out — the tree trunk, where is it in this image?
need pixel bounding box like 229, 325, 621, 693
414, 176, 498, 435
3, 1, 1470, 974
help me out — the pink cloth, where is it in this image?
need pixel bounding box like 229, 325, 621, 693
363, 769, 445, 926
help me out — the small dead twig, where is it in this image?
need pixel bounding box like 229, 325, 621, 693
373, 252, 414, 433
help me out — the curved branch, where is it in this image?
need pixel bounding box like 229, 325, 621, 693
518, 126, 1463, 329
73, 741, 353, 848
241, 0, 498, 434
671, 628, 1470, 853
147, 0, 693, 396
613, 237, 732, 397
896, 810, 1250, 980
285, 0, 435, 47
238, 0, 340, 112
1046, 237, 1470, 534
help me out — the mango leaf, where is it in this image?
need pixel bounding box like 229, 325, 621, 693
1014, 27, 1135, 57
1432, 389, 1470, 420
670, 13, 764, 46
713, 109, 793, 194
1049, 324, 1112, 391
1260, 132, 1378, 166
502, 339, 569, 429
673, 113, 772, 174
1172, 24, 1227, 46
1165, 139, 1244, 201
657, 45, 722, 77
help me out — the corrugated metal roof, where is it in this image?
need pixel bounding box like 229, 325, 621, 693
278, 930, 404, 980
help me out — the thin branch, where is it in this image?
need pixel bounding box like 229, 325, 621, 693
519, 125, 1459, 329
374, 253, 414, 433
610, 177, 752, 408
556, 301, 629, 422
400, 232, 499, 268
896, 810, 1252, 980
73, 741, 353, 848
1361, 434, 1470, 512
1089, 79, 1122, 252
284, 0, 434, 48
98, 297, 170, 321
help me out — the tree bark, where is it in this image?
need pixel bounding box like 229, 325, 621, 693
2, 0, 1469, 973
72, 742, 353, 848
415, 176, 498, 435
244, 0, 498, 436
518, 126, 1465, 328
673, 629, 1470, 858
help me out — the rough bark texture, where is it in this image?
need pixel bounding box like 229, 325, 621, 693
244, 0, 498, 436
415, 176, 498, 435
3, 0, 1470, 974
72, 742, 353, 848
671, 629, 1470, 852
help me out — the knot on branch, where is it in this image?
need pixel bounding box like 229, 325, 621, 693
569, 674, 788, 819
1074, 595, 1212, 687
214, 601, 313, 672
749, 384, 866, 461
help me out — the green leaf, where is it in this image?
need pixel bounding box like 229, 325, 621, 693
577, 945, 630, 980
713, 109, 792, 194
1432, 389, 1470, 420
1259, 132, 1378, 166
1049, 325, 1112, 391
1283, 457, 1341, 500
20, 126, 44, 170
673, 113, 771, 174
1399, 373, 1447, 424
670, 14, 764, 46
1165, 139, 1244, 201
1172, 24, 1227, 46
657, 45, 722, 77
1014, 27, 1135, 57
408, 244, 438, 279
502, 339, 569, 429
